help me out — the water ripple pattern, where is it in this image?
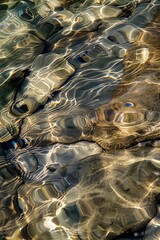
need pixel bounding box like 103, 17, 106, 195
0, 0, 160, 240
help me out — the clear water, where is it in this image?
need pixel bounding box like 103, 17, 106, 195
0, 0, 160, 239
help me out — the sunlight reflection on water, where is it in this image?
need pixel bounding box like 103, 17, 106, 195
0, 0, 160, 239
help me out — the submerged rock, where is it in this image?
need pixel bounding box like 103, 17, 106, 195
19, 12, 160, 149
1, 144, 160, 239
0, 1, 160, 240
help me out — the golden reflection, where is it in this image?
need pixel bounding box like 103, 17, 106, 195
1, 145, 160, 239
0, 1, 160, 240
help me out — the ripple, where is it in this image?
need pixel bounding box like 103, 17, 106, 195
1, 145, 160, 239
12, 52, 75, 116
143, 205, 160, 240
0, 1, 160, 239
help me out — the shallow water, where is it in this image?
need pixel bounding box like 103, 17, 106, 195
0, 0, 160, 239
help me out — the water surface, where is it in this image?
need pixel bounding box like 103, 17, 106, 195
0, 0, 160, 239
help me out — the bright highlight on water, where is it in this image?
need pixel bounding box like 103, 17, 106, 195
0, 0, 160, 239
